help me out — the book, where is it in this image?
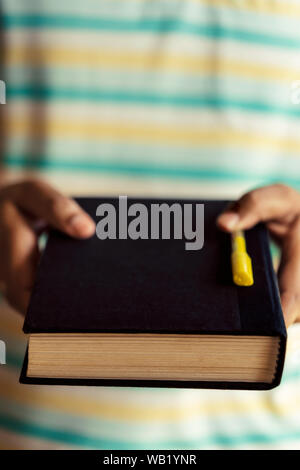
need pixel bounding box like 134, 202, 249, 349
20, 198, 286, 390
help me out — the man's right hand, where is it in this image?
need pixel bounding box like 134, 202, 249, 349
0, 179, 95, 314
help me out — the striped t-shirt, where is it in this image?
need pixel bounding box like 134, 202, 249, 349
1, 0, 300, 449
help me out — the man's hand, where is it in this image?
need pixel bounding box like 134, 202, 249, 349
217, 184, 300, 327
0, 179, 96, 314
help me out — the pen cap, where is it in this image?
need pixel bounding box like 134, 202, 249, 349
231, 251, 254, 286
232, 232, 246, 252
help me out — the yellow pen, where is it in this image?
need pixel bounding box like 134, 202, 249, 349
231, 230, 254, 286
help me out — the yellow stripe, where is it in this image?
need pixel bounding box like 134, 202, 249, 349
198, 0, 300, 18
6, 45, 300, 81
8, 116, 300, 155
0, 368, 297, 422
147, 0, 300, 18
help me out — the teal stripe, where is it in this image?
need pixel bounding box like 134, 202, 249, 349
282, 368, 300, 382
6, 86, 300, 119
3, 155, 300, 190
0, 396, 168, 448
6, 352, 24, 370
5, 68, 289, 114
3, 14, 300, 49
5, 67, 288, 98
0, 412, 129, 449
8, 133, 300, 176
4, 0, 300, 40
1, 387, 300, 449
1, 410, 300, 449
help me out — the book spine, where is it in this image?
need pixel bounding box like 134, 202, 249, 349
259, 225, 286, 387
260, 226, 286, 337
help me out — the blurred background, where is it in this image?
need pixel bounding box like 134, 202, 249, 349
1, 0, 300, 449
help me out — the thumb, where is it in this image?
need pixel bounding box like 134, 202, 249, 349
216, 184, 300, 232
4, 179, 96, 239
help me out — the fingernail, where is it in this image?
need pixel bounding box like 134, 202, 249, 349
69, 213, 95, 237
217, 212, 240, 230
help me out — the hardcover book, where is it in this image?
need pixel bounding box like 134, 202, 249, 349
20, 198, 286, 390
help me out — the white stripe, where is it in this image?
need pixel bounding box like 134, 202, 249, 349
6, 100, 300, 141
5, 28, 300, 71
204, 440, 300, 450
0, 168, 260, 199
1, 364, 300, 446
1, 355, 300, 418
4, 0, 300, 37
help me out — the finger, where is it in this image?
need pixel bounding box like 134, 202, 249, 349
277, 219, 300, 327
0, 201, 39, 315
1, 179, 95, 238
280, 292, 300, 328
217, 184, 300, 232
5, 284, 31, 316
0, 201, 39, 286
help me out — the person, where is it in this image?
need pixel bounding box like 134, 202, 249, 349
0, 0, 300, 449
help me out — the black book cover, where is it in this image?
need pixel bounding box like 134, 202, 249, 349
20, 198, 286, 389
